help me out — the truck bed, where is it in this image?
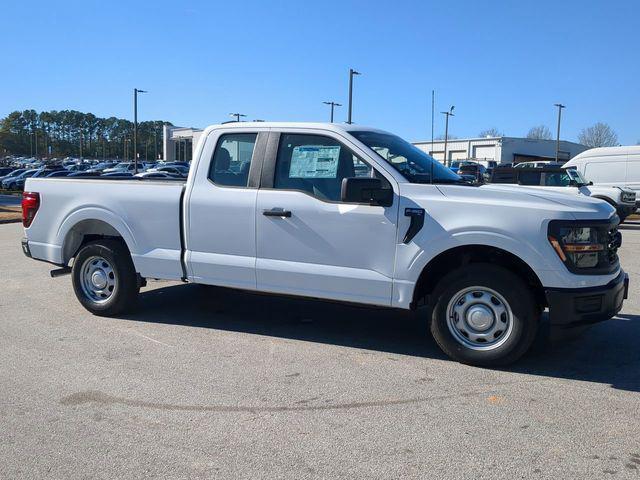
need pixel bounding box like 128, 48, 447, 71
25, 177, 186, 280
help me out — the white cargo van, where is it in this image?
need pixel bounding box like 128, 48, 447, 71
564, 146, 640, 206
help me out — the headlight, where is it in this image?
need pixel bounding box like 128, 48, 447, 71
621, 191, 636, 204
548, 220, 620, 274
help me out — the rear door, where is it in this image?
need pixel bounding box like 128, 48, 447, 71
185, 127, 268, 289
254, 129, 399, 306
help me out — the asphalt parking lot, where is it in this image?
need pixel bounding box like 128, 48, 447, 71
1, 222, 640, 479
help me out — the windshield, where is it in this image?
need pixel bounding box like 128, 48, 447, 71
565, 168, 589, 186
350, 131, 464, 184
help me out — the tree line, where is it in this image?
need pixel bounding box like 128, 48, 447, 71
476, 122, 621, 148
440, 122, 625, 148
0, 110, 173, 160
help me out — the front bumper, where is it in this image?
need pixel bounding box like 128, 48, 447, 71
545, 272, 628, 328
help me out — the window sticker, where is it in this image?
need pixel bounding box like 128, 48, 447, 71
289, 145, 340, 178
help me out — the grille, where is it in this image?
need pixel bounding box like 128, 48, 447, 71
606, 226, 621, 266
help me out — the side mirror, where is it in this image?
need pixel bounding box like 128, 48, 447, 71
341, 177, 393, 207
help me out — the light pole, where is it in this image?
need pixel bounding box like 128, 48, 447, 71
347, 68, 361, 124
441, 106, 455, 166
554, 103, 565, 163
229, 113, 246, 122
133, 88, 147, 173
323, 101, 342, 123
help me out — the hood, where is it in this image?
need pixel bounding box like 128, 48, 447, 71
424, 183, 616, 220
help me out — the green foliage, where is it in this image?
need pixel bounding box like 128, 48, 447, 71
0, 110, 173, 160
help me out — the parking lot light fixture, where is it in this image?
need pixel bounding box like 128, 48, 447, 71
229, 113, 246, 122
441, 105, 455, 166
133, 88, 147, 174
554, 103, 566, 162
347, 69, 361, 124
323, 101, 342, 123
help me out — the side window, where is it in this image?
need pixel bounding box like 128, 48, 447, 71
274, 134, 382, 201
209, 133, 257, 187
517, 171, 542, 185
544, 172, 569, 186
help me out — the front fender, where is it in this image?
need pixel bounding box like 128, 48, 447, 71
391, 228, 557, 309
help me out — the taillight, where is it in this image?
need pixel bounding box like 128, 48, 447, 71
22, 192, 40, 228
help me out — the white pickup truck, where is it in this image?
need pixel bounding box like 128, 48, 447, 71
21, 122, 628, 366
490, 166, 637, 221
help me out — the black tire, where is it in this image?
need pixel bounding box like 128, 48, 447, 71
429, 264, 539, 367
72, 238, 139, 316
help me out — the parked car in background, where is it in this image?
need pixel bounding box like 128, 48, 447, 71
101, 171, 134, 177
563, 146, 640, 203
147, 165, 189, 177
67, 171, 99, 178
22, 121, 628, 367
0, 167, 14, 178
163, 161, 190, 168
66, 163, 90, 172
46, 170, 72, 178
2, 169, 39, 189
458, 163, 489, 182
86, 161, 118, 173
515, 160, 564, 168
0, 169, 26, 186
102, 162, 137, 174
489, 166, 636, 221
134, 171, 182, 179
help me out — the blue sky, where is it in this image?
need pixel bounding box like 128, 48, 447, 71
1, 0, 638, 143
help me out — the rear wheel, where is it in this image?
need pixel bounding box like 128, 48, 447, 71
429, 264, 539, 367
72, 239, 139, 316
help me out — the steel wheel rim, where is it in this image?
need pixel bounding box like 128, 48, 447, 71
79, 256, 116, 304
446, 286, 514, 351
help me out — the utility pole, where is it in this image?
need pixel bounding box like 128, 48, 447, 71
441, 106, 455, 166
431, 90, 435, 153
347, 68, 361, 124
134, 88, 147, 173
554, 103, 566, 163
323, 101, 342, 122
229, 113, 246, 122
154, 125, 158, 160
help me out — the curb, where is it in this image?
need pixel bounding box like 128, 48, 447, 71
0, 218, 21, 225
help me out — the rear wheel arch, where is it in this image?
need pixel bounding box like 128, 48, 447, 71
411, 244, 546, 310
61, 218, 133, 265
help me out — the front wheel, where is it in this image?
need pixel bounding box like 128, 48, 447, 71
72, 239, 139, 316
429, 264, 539, 367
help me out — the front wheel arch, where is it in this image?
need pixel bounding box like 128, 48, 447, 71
412, 244, 545, 311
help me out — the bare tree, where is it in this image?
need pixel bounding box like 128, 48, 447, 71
578, 122, 619, 147
526, 125, 553, 140
478, 127, 502, 138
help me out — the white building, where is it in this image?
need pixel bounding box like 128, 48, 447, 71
162, 125, 203, 162
413, 136, 588, 166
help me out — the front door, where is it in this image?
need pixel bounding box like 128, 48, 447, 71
255, 131, 399, 306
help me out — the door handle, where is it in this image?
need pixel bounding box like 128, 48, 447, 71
263, 208, 292, 218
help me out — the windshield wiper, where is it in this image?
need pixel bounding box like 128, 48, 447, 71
433, 178, 474, 185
